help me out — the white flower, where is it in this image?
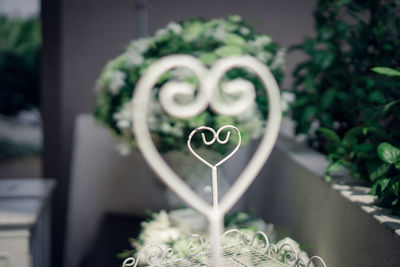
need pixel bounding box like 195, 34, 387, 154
310, 120, 320, 135
282, 91, 295, 103
239, 26, 250, 36
115, 142, 131, 156
229, 15, 242, 23
160, 122, 171, 133
333, 121, 340, 130
158, 121, 183, 137
212, 25, 228, 40
257, 35, 272, 45
129, 38, 151, 53
170, 123, 183, 137
134, 210, 183, 263
270, 48, 286, 71
281, 91, 295, 112
256, 51, 273, 62
237, 105, 265, 138
108, 70, 126, 95
167, 21, 182, 34
113, 101, 132, 130
248, 35, 272, 49
125, 51, 144, 67
155, 28, 168, 38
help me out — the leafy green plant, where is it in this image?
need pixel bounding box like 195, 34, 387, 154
290, 0, 400, 214
372, 142, 400, 214
94, 15, 285, 155
0, 16, 41, 115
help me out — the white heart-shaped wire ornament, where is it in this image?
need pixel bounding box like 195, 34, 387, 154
131, 54, 281, 221
187, 125, 241, 169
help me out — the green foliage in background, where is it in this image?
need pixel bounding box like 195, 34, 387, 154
94, 15, 285, 155
290, 0, 400, 214
0, 16, 41, 115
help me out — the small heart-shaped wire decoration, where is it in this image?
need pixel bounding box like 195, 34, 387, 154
187, 125, 241, 168
131, 55, 282, 266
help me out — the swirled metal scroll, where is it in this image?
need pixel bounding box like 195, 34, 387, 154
122, 229, 327, 267
122, 234, 205, 267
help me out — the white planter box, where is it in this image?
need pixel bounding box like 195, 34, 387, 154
246, 131, 400, 266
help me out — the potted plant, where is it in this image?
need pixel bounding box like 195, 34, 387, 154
288, 0, 400, 215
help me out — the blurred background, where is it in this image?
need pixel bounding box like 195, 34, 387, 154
0, 0, 316, 266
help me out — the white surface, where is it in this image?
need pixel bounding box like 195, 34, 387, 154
0, 229, 30, 267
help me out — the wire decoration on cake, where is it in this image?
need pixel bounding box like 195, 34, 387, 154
128, 54, 327, 266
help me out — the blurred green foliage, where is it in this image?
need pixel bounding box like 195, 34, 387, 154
0, 16, 41, 115
290, 0, 400, 215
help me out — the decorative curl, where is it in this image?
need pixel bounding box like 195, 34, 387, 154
279, 243, 298, 265
122, 257, 136, 267
210, 78, 256, 116
184, 234, 205, 257
221, 229, 243, 247
159, 80, 209, 119
250, 231, 270, 251
307, 256, 327, 267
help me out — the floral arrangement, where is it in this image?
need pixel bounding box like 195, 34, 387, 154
94, 15, 285, 155
118, 209, 312, 266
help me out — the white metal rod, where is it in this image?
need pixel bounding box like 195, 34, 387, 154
211, 166, 220, 267
209, 212, 222, 267
211, 166, 218, 210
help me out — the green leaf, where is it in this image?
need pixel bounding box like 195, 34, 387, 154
223, 33, 246, 47
368, 91, 386, 104
369, 163, 390, 181
188, 113, 208, 128
377, 142, 400, 164
370, 178, 391, 195
199, 52, 216, 65
320, 89, 337, 109
215, 46, 243, 57
327, 160, 344, 173
342, 126, 365, 146
383, 99, 400, 113
395, 163, 400, 170
325, 160, 344, 181
302, 105, 317, 121
313, 50, 335, 69
371, 67, 400, 77
319, 26, 334, 40
316, 127, 341, 144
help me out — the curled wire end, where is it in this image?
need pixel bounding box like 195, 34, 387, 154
307, 256, 327, 267
122, 257, 137, 267
201, 132, 216, 145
